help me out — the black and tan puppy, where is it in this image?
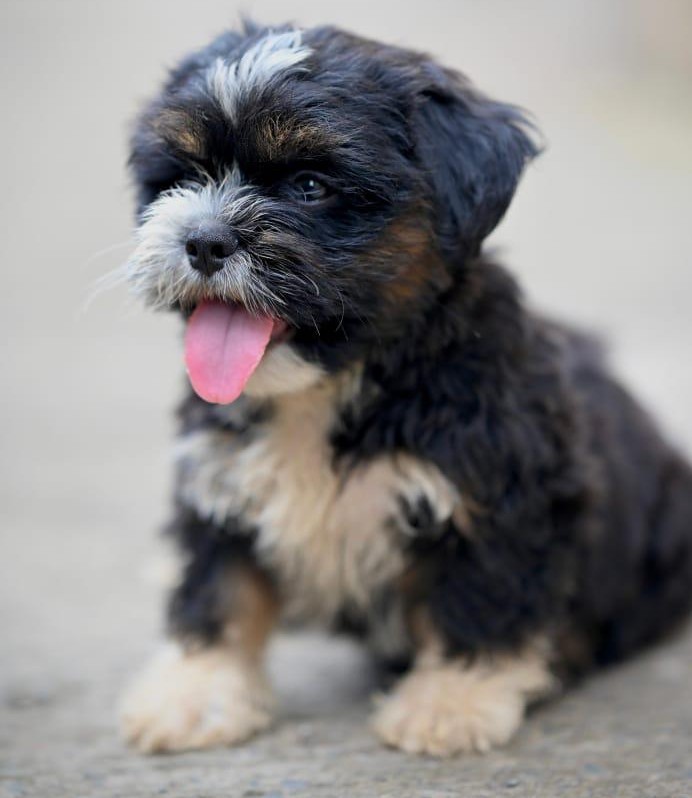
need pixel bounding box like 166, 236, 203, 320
120, 23, 692, 756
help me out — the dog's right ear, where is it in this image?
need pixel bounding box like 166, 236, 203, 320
412, 64, 541, 259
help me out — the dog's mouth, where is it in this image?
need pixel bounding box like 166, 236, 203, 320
184, 301, 290, 404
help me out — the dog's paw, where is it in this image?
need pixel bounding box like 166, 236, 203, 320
371, 658, 552, 757
119, 645, 273, 753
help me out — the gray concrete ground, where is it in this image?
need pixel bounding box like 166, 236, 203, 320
1, 1, 691, 796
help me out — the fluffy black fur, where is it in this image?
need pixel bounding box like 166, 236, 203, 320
129, 22, 692, 690
333, 260, 692, 671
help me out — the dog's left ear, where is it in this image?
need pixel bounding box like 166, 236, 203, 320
412, 64, 540, 258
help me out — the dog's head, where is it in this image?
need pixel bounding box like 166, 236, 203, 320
127, 23, 538, 404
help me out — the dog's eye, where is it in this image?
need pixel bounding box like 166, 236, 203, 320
287, 173, 332, 204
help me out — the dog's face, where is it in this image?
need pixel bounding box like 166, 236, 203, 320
127, 25, 536, 403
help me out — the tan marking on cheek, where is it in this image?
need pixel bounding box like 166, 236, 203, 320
374, 212, 452, 309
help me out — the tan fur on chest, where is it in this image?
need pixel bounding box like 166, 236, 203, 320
176, 376, 459, 621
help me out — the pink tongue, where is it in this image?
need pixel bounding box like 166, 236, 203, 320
184, 301, 275, 404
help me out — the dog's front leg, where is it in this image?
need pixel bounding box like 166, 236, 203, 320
371, 635, 554, 757
120, 509, 277, 753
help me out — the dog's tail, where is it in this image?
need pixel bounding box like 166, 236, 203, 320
596, 452, 692, 664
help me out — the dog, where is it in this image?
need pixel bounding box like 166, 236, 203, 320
119, 22, 692, 756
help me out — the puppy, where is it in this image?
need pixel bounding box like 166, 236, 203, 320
119, 23, 692, 756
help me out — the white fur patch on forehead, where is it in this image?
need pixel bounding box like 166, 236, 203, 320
207, 30, 312, 122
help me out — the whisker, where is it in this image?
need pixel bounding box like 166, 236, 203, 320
80, 264, 130, 315
81, 239, 133, 270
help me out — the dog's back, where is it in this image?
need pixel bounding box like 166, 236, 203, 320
571, 345, 692, 666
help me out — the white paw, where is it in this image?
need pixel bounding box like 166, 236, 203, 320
372, 658, 552, 757
119, 645, 273, 753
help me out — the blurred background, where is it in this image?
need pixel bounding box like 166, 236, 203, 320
1, 1, 691, 795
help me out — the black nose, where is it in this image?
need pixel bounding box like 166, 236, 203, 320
185, 222, 239, 277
